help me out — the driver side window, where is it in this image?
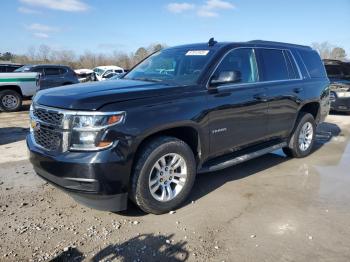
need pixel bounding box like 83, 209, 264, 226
214, 48, 259, 85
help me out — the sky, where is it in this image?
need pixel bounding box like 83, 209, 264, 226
1, 0, 350, 57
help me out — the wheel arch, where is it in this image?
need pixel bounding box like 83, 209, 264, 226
132, 124, 203, 169
297, 101, 321, 123
0, 85, 23, 97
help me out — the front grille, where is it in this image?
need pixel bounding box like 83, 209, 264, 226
34, 127, 62, 151
31, 104, 66, 152
33, 107, 63, 126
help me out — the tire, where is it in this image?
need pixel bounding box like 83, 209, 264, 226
282, 112, 316, 158
0, 90, 22, 112
130, 136, 196, 214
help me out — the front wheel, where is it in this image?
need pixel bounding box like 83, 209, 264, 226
0, 90, 22, 112
283, 112, 316, 158
130, 136, 196, 214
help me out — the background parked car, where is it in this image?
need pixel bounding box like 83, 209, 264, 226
0, 63, 23, 72
0, 72, 40, 111
93, 66, 124, 81
15, 64, 79, 90
323, 59, 350, 112
75, 69, 96, 82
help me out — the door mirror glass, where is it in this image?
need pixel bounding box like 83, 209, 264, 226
210, 70, 241, 86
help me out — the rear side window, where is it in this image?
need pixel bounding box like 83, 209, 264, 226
298, 50, 326, 78
258, 49, 289, 81
45, 67, 61, 76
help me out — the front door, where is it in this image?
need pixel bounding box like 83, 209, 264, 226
207, 48, 269, 157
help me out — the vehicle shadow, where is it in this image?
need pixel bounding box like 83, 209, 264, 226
51, 233, 188, 262
0, 127, 29, 145
20, 103, 31, 112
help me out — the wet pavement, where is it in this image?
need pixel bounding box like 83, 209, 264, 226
0, 109, 349, 261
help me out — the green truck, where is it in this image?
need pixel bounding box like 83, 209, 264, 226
0, 72, 40, 112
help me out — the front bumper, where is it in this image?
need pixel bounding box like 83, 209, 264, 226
27, 135, 130, 212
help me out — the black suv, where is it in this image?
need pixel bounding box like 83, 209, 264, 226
15, 64, 79, 89
27, 40, 330, 214
323, 59, 350, 112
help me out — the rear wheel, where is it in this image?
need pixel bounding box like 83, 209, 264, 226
283, 112, 316, 158
130, 136, 196, 214
0, 90, 22, 112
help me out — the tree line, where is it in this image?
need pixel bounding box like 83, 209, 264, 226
0, 43, 166, 70
0, 41, 347, 70
311, 42, 347, 61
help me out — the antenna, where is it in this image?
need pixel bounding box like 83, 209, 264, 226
208, 37, 217, 47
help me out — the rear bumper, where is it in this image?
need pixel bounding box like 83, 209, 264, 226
331, 97, 350, 112
27, 135, 130, 211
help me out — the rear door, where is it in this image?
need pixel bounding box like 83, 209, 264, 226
255, 48, 302, 138
207, 48, 269, 157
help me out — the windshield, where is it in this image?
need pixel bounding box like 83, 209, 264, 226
124, 48, 214, 85
14, 66, 32, 72
93, 68, 105, 76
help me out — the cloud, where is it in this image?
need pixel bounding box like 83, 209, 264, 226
167, 0, 235, 17
33, 32, 49, 38
25, 23, 59, 39
204, 0, 235, 10
26, 23, 59, 32
18, 6, 41, 14
19, 0, 89, 12
167, 2, 195, 13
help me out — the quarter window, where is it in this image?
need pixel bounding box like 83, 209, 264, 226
213, 48, 259, 85
259, 49, 289, 81
298, 50, 327, 78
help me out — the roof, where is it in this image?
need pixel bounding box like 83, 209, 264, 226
166, 39, 312, 51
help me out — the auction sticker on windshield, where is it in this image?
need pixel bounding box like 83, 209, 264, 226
185, 50, 209, 56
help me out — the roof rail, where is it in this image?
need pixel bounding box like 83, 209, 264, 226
248, 40, 311, 49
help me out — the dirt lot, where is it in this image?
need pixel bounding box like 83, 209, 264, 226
0, 105, 350, 262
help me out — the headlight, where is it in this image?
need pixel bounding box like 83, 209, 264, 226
336, 92, 350, 98
70, 112, 125, 151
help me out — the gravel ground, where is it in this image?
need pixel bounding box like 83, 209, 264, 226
0, 105, 350, 261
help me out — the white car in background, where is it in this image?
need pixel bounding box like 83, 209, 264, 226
93, 66, 124, 81
75, 69, 95, 83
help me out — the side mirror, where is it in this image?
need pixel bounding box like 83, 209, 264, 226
210, 70, 241, 87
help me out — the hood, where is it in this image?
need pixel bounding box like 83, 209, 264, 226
34, 79, 179, 110
329, 78, 350, 86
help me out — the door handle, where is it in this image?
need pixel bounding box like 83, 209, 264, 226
254, 93, 268, 102
293, 87, 303, 93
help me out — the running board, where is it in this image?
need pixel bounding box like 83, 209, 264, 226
199, 142, 287, 173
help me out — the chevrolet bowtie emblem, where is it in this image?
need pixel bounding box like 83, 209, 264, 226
31, 120, 40, 132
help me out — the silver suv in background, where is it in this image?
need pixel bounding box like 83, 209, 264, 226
15, 64, 79, 90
